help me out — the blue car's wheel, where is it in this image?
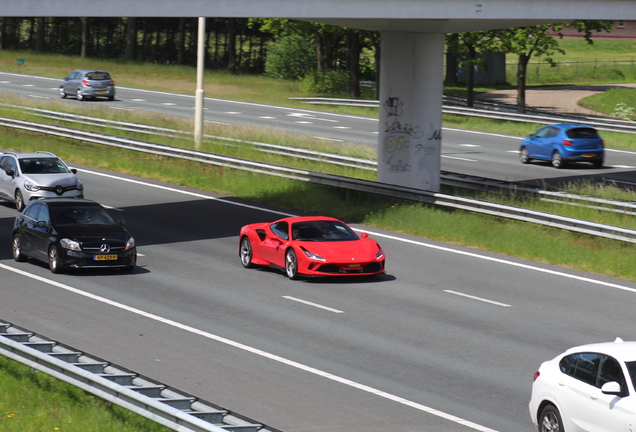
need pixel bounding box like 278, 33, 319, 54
551, 151, 566, 169
520, 147, 530, 164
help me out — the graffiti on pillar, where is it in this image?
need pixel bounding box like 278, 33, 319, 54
382, 95, 429, 173
384, 96, 403, 117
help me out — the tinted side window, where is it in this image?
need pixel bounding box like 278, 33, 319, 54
23, 203, 41, 220
597, 355, 628, 395
535, 127, 551, 138
270, 221, 289, 240
560, 352, 601, 386
36, 205, 50, 224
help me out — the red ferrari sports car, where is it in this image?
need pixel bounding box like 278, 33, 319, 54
238, 216, 385, 279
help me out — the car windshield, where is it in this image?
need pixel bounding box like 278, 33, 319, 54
51, 206, 116, 226
85, 71, 111, 80
19, 158, 70, 174
291, 220, 359, 241
566, 127, 600, 139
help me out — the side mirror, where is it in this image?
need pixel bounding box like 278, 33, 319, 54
71, 168, 77, 174
528, 134, 536, 139
360, 232, 369, 238
35, 220, 48, 228
5, 169, 15, 177
601, 381, 623, 396
118, 219, 126, 226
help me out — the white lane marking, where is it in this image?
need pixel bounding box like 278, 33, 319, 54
288, 113, 339, 123
110, 107, 133, 111
283, 296, 344, 313
612, 165, 636, 169
0, 81, 11, 83
334, 126, 351, 129
205, 120, 231, 125
78, 169, 297, 217
161, 103, 177, 106
225, 111, 241, 114
259, 116, 276, 119
295, 121, 313, 124
444, 290, 511, 307
441, 155, 478, 162
131, 99, 146, 102
22, 84, 35, 87
78, 168, 636, 296
459, 144, 481, 147
0, 263, 497, 432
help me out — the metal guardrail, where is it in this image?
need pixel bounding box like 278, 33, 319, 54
0, 321, 269, 432
1, 115, 636, 243
1, 104, 376, 171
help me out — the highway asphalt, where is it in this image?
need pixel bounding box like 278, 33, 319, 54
1, 164, 636, 431
2, 74, 636, 431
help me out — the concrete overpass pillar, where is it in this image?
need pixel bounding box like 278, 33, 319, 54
377, 32, 445, 192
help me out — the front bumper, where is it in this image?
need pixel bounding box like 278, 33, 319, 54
61, 249, 137, 270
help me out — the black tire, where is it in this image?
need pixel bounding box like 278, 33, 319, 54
239, 237, 255, 268
520, 147, 531, 164
76, 89, 84, 101
121, 265, 135, 273
593, 159, 604, 168
12, 234, 27, 262
48, 245, 64, 274
538, 405, 563, 432
108, 96, 115, 101
59, 87, 67, 99
14, 190, 25, 212
285, 249, 299, 280
551, 151, 566, 169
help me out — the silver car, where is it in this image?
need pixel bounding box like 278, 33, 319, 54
0, 151, 84, 211
59, 69, 116, 101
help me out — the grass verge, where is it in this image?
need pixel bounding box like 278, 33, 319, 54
0, 355, 172, 432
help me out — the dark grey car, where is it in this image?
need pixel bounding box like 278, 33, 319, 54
60, 69, 116, 101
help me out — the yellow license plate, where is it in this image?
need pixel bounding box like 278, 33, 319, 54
348, 264, 361, 268
582, 153, 596, 157
96, 90, 106, 94
95, 254, 117, 261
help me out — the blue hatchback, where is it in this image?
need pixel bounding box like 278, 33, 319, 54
519, 124, 605, 169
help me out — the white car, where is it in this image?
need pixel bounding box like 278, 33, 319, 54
0, 151, 84, 211
529, 338, 636, 432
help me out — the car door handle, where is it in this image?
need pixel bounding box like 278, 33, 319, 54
558, 381, 565, 386
590, 393, 599, 400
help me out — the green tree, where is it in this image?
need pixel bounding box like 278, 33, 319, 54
496, 20, 612, 113
264, 32, 316, 79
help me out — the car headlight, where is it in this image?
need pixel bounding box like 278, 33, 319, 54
76, 179, 84, 191
23, 179, 40, 192
125, 237, 135, 251
60, 238, 81, 251
303, 248, 325, 261
376, 248, 384, 260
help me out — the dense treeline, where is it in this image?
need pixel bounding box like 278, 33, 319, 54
0, 17, 270, 72
0, 17, 613, 111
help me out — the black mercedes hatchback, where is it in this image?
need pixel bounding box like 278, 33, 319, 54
12, 198, 136, 273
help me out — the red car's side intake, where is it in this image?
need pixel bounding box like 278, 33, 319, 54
239, 216, 385, 279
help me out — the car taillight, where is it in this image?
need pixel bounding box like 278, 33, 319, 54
82, 79, 91, 87
108, 80, 115, 87
563, 140, 573, 146
600, 139, 605, 147
533, 371, 540, 382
